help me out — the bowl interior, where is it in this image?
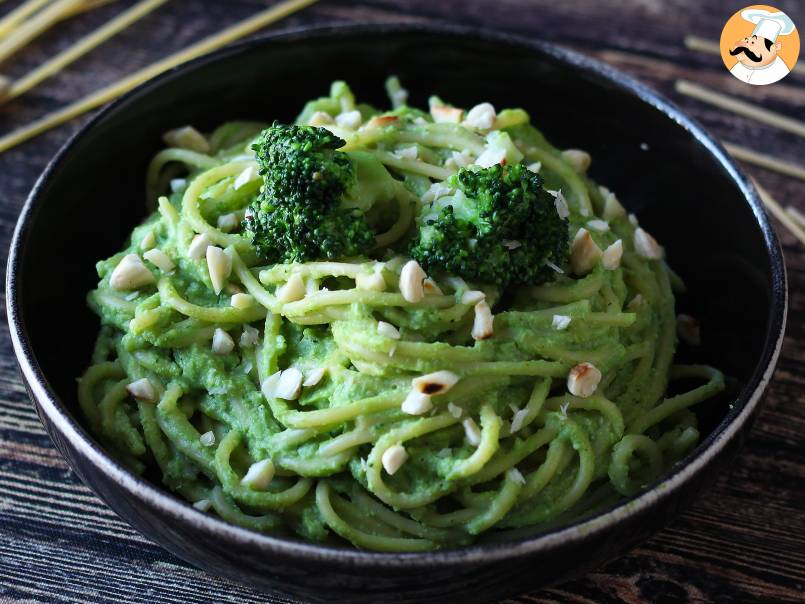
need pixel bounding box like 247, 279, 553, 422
12, 26, 777, 546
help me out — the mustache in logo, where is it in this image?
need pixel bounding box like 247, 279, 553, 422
730, 45, 763, 62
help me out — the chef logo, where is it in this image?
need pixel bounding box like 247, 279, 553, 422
720, 5, 799, 85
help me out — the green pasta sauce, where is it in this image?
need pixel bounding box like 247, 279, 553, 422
79, 79, 724, 550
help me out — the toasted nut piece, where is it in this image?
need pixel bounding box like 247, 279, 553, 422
430, 105, 463, 123
302, 367, 326, 387
217, 212, 241, 232
143, 248, 175, 272
200, 431, 216, 447
412, 370, 459, 395
110, 254, 155, 290
126, 378, 156, 401
206, 246, 232, 295
240, 324, 260, 348
548, 189, 570, 219
627, 294, 644, 311
192, 499, 211, 512
367, 115, 399, 128
552, 315, 571, 330
602, 239, 624, 270
634, 227, 663, 260
336, 110, 362, 129
163, 126, 209, 153
570, 228, 602, 275
475, 146, 506, 168
562, 149, 591, 172
461, 290, 485, 305
241, 459, 275, 490
463, 102, 496, 130
231, 293, 254, 309
510, 408, 529, 434
275, 368, 303, 400
472, 300, 494, 340
507, 467, 526, 485
399, 260, 427, 303
586, 219, 609, 232
422, 278, 443, 295
188, 233, 212, 260
261, 371, 282, 399
377, 321, 401, 340
677, 314, 701, 346
140, 231, 156, 251
449, 150, 474, 168
601, 187, 626, 220
447, 402, 463, 418
308, 111, 334, 126
277, 273, 305, 303
356, 269, 386, 291
567, 362, 602, 398
211, 328, 235, 355
401, 390, 433, 415
234, 166, 258, 190
381, 444, 409, 475
393, 145, 418, 160
462, 418, 482, 446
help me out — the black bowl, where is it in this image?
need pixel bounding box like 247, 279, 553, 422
6, 23, 787, 603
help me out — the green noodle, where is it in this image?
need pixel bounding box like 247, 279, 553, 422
78, 80, 724, 550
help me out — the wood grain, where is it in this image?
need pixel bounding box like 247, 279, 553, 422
0, 1, 803, 602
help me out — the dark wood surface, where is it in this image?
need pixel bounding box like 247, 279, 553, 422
0, 1, 803, 602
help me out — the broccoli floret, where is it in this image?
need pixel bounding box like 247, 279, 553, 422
245, 123, 396, 263
410, 163, 569, 287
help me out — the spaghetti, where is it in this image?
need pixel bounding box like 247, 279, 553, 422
79, 80, 724, 550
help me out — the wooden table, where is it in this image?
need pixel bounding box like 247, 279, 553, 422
0, 1, 802, 602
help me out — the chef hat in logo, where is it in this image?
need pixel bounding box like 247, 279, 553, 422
741, 8, 796, 42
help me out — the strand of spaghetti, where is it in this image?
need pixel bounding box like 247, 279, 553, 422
315, 481, 437, 552
280, 289, 455, 316
157, 278, 267, 323
61, 0, 120, 20
675, 79, 805, 139
371, 149, 453, 180
684, 35, 805, 76
77, 361, 123, 432
366, 413, 461, 509
209, 487, 282, 531
447, 405, 501, 479
0, 0, 50, 39
0, 0, 319, 153
1, 0, 167, 103
181, 161, 254, 252
374, 191, 415, 248
787, 205, 805, 229
454, 360, 570, 378
260, 261, 371, 283
214, 430, 312, 509
723, 141, 805, 183
146, 148, 220, 199
752, 179, 805, 246
465, 471, 523, 534
608, 434, 663, 496
98, 379, 146, 456
628, 365, 725, 435
0, 0, 86, 66
346, 487, 462, 542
